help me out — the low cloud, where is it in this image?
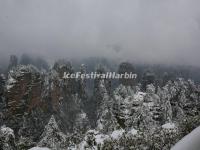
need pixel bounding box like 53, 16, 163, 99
0, 0, 200, 66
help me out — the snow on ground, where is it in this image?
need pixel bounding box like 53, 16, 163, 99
29, 147, 50, 150
172, 126, 200, 150
80, 112, 87, 119
95, 134, 109, 144
127, 128, 138, 136
0, 126, 14, 137
110, 129, 125, 139
6, 76, 16, 90
143, 102, 154, 107
162, 123, 175, 129
134, 92, 146, 101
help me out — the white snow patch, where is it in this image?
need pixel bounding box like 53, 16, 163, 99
28, 147, 50, 150
80, 112, 86, 119
87, 129, 99, 135
97, 122, 103, 130
6, 85, 14, 90
127, 128, 138, 136
0, 126, 14, 137
134, 92, 146, 101
8, 77, 16, 83
110, 129, 125, 139
6, 77, 16, 90
95, 134, 109, 144
162, 123, 175, 129
172, 126, 200, 150
77, 141, 87, 150
143, 102, 154, 107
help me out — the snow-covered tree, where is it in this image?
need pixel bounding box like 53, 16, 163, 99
0, 126, 16, 150
38, 115, 69, 150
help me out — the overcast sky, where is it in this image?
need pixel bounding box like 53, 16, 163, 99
0, 0, 200, 66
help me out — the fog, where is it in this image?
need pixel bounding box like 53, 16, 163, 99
0, 0, 200, 66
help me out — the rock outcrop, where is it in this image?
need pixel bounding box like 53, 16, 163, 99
4, 65, 50, 141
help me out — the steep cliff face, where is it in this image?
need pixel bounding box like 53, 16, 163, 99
86, 65, 112, 127
46, 60, 90, 135
0, 74, 6, 126
4, 65, 50, 142
0, 61, 90, 148
0, 74, 5, 96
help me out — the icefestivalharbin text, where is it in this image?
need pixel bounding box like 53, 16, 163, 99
63, 72, 137, 79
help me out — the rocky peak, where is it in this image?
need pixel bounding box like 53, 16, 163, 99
4, 65, 48, 136
0, 74, 5, 95
48, 61, 90, 135
118, 62, 135, 86
77, 64, 88, 106
141, 70, 156, 91
8, 55, 18, 71
0, 74, 6, 126
53, 59, 73, 79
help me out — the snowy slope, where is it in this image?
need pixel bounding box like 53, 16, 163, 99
172, 126, 200, 150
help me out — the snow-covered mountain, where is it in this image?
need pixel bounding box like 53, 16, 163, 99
0, 55, 200, 149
